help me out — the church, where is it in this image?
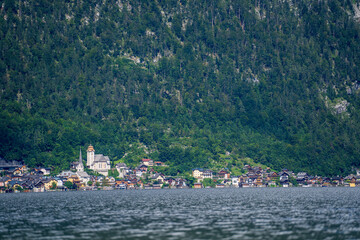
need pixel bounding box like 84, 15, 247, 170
86, 145, 111, 176
70, 148, 90, 184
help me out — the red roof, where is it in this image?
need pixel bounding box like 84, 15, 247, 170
142, 159, 152, 162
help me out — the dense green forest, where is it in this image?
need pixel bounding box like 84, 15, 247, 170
1, 0, 360, 176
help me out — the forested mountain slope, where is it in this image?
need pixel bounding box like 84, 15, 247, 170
1, 0, 360, 175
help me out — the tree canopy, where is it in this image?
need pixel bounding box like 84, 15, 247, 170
1, 0, 360, 176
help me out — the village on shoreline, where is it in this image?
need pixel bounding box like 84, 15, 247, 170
1, 145, 360, 193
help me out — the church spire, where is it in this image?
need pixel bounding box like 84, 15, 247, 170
79, 147, 83, 162
78, 147, 84, 172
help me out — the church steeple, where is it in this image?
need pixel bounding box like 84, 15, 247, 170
77, 147, 84, 172
79, 147, 83, 162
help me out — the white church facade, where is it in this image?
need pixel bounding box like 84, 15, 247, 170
86, 145, 111, 176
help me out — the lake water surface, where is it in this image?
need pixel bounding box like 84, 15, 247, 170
1, 188, 360, 239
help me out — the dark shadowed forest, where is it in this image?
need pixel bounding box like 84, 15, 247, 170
1, 0, 360, 176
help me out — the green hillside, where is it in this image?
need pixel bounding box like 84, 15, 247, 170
1, 0, 360, 175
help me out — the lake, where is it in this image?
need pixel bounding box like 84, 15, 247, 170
0, 188, 360, 239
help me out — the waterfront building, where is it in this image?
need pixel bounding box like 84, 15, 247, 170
192, 168, 204, 179
231, 176, 239, 187
202, 170, 213, 179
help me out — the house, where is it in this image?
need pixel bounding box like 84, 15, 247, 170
218, 170, 230, 179
344, 174, 355, 181
194, 183, 203, 189
21, 180, 35, 192
270, 172, 278, 181
33, 180, 45, 192
108, 176, 116, 185
54, 178, 64, 188
175, 178, 188, 188
138, 164, 148, 172
323, 177, 331, 185
8, 180, 23, 192
154, 161, 166, 166
144, 184, 153, 190
12, 167, 24, 176
279, 172, 289, 183
255, 177, 263, 187
115, 183, 127, 189
356, 176, 360, 186
231, 176, 239, 187
247, 172, 257, 180
202, 170, 213, 179
67, 175, 81, 188
44, 179, 58, 190
243, 165, 251, 171
332, 176, 344, 186
264, 174, 271, 183
57, 171, 74, 179
86, 145, 111, 176
223, 179, 232, 187
134, 169, 144, 178
151, 173, 165, 183
253, 166, 263, 175
39, 168, 51, 175
19, 165, 28, 173
165, 177, 176, 187
142, 159, 154, 166
0, 177, 11, 188
192, 168, 203, 179
127, 182, 136, 189
350, 177, 356, 187
308, 176, 319, 186
77, 171, 90, 184
216, 184, 225, 188
115, 179, 126, 185
153, 184, 162, 189
247, 174, 257, 186
296, 172, 309, 184
239, 175, 247, 183
115, 163, 130, 178
322, 181, 331, 187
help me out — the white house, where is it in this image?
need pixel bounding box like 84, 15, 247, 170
231, 176, 239, 187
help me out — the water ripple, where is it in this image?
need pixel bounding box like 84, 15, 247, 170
1, 188, 360, 239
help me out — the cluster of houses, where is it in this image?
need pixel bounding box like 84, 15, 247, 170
0, 159, 56, 193
192, 165, 360, 188
1, 145, 360, 193
0, 149, 187, 193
